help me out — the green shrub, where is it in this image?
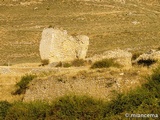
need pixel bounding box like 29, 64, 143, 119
144, 66, 160, 98
41, 59, 49, 66
71, 59, 87, 67
149, 66, 160, 84
4, 96, 106, 120
46, 95, 105, 120
14, 74, 37, 95
63, 62, 72, 67
5, 101, 49, 120
103, 66, 160, 119
137, 59, 157, 67
91, 58, 120, 69
0, 101, 12, 120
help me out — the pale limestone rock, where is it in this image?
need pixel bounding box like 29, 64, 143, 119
76, 35, 89, 59
39, 28, 89, 63
134, 50, 160, 63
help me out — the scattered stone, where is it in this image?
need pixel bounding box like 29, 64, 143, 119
39, 27, 89, 64
34, 7, 38, 10
0, 68, 12, 74
119, 73, 124, 76
133, 50, 160, 66
132, 20, 140, 25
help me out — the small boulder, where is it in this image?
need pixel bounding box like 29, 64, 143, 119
133, 50, 160, 66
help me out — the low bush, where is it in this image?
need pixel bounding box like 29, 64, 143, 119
0, 101, 12, 120
46, 95, 105, 120
71, 59, 87, 67
55, 61, 63, 67
55, 59, 87, 68
63, 62, 72, 67
56, 62, 72, 68
137, 59, 157, 67
14, 74, 37, 95
5, 101, 49, 120
144, 66, 160, 98
4, 96, 105, 120
41, 59, 49, 66
91, 58, 120, 69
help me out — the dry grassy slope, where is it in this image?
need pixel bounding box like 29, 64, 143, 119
0, 63, 150, 102
23, 66, 151, 102
0, 74, 23, 102
0, 0, 160, 65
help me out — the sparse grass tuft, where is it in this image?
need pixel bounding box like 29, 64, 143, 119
63, 62, 72, 68
55, 62, 63, 67
41, 59, 49, 66
55, 59, 87, 67
91, 58, 120, 69
71, 59, 87, 67
2, 63, 10, 66
132, 52, 143, 60
13, 74, 37, 95
0, 101, 12, 120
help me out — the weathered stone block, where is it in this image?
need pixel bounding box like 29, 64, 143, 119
39, 27, 89, 63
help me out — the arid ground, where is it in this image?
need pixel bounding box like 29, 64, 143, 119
0, 0, 160, 65
0, 1, 160, 119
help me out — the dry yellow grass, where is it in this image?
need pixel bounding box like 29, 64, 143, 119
0, 0, 160, 102
0, 61, 155, 102
23, 65, 152, 102
0, 0, 160, 65
0, 74, 22, 102
0, 64, 41, 102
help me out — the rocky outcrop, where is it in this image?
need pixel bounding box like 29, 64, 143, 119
133, 50, 160, 65
88, 49, 132, 67
39, 27, 89, 63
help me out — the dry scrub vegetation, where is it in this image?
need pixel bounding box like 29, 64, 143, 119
0, 65, 159, 119
0, 0, 160, 119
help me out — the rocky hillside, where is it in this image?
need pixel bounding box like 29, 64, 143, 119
0, 0, 160, 65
